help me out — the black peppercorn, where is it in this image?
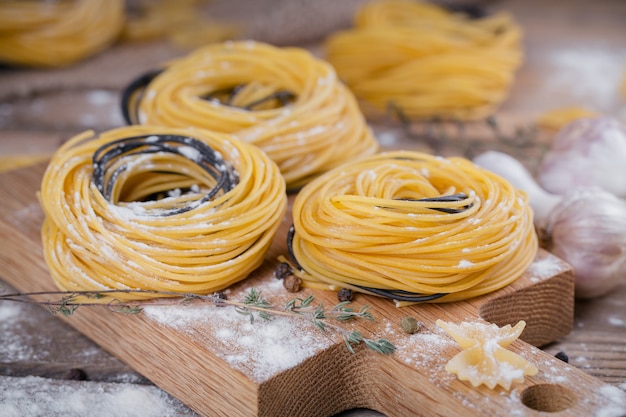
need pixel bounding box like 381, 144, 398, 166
283, 274, 302, 292
337, 288, 353, 302
555, 351, 569, 363
274, 262, 293, 280
65, 368, 87, 381
214, 291, 228, 307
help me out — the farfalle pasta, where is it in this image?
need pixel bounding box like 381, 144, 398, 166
436, 320, 538, 390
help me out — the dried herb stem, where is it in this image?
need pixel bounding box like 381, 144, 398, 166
0, 287, 396, 355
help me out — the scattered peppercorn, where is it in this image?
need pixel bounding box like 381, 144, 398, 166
65, 368, 87, 381
213, 291, 228, 307
555, 351, 569, 363
400, 316, 422, 334
283, 274, 302, 292
274, 262, 293, 280
337, 288, 353, 302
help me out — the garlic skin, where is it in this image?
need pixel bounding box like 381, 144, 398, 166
547, 187, 626, 299
474, 151, 626, 299
539, 117, 626, 198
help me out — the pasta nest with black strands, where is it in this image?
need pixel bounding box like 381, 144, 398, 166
0, 0, 124, 68
325, 0, 523, 121
122, 40, 379, 190
288, 151, 538, 305
39, 125, 287, 301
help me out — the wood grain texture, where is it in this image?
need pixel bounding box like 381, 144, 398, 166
0, 162, 621, 417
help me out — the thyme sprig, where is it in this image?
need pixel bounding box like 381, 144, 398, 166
283, 294, 393, 355
0, 287, 396, 355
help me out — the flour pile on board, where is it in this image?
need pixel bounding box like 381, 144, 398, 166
143, 280, 333, 382
0, 375, 193, 417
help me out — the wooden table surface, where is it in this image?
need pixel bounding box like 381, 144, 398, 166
1, 1, 626, 416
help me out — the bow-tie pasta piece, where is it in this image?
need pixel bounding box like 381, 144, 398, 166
436, 320, 538, 390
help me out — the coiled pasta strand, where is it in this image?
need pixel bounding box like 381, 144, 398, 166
289, 151, 537, 304
39, 125, 287, 300
325, 0, 523, 121
0, 0, 124, 68
123, 41, 378, 189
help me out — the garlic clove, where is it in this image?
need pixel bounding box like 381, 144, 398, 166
547, 186, 626, 299
539, 117, 626, 198
474, 151, 626, 299
473, 151, 561, 229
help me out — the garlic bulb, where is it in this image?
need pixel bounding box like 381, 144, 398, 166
474, 150, 626, 299
539, 117, 626, 198
547, 187, 626, 298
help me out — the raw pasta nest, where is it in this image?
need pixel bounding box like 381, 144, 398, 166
122, 40, 378, 189
288, 151, 538, 304
39, 125, 287, 300
0, 0, 124, 68
325, 0, 523, 121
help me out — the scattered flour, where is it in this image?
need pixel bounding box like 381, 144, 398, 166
543, 45, 626, 112
527, 256, 564, 282
0, 301, 48, 362
86, 90, 115, 106
608, 316, 626, 327
143, 279, 332, 383
392, 322, 457, 386
594, 384, 626, 417
0, 375, 194, 417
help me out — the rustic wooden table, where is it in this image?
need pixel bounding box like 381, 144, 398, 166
1, 1, 625, 416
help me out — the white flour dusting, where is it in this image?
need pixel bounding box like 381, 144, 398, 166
143, 279, 333, 383
0, 376, 193, 417
0, 301, 49, 362
542, 45, 626, 112
391, 321, 457, 386
527, 256, 564, 282
594, 384, 626, 417
608, 316, 626, 327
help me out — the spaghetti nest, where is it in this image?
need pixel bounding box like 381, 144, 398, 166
289, 151, 537, 304
325, 0, 523, 121
124, 41, 378, 189
0, 0, 124, 68
39, 125, 287, 300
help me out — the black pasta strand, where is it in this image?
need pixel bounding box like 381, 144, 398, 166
92, 134, 239, 216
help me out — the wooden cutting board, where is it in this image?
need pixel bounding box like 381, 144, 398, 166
0, 162, 620, 417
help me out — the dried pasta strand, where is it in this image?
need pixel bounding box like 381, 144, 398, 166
325, 0, 523, 121
536, 106, 599, 130
0, 0, 124, 68
121, 0, 241, 48
289, 151, 538, 303
39, 125, 287, 301
128, 40, 378, 189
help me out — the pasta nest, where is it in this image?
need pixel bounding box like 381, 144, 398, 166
0, 0, 124, 67
325, 0, 523, 121
39, 125, 287, 300
125, 40, 379, 189
289, 151, 538, 304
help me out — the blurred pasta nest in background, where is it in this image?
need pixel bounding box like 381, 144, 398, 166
0, 0, 125, 68
325, 0, 524, 121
